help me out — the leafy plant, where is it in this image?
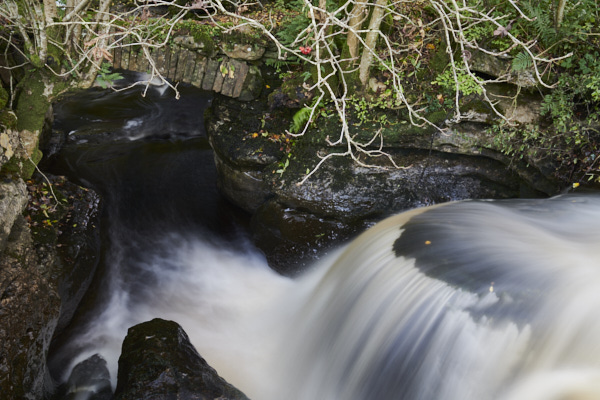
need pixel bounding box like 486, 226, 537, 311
432, 68, 483, 96
291, 106, 313, 133
96, 62, 123, 88
511, 51, 533, 72
276, 153, 291, 176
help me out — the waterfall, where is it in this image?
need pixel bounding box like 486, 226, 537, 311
47, 79, 600, 399
58, 194, 600, 400
256, 196, 600, 400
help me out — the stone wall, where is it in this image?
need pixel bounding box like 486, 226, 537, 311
111, 35, 265, 101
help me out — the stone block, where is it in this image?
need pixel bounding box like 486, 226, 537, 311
213, 58, 229, 93
202, 58, 220, 91
154, 48, 167, 75
221, 59, 249, 98
230, 60, 249, 98
222, 43, 266, 61
128, 46, 139, 72
136, 46, 150, 73
113, 46, 122, 70
120, 46, 130, 71
191, 56, 207, 88
167, 47, 177, 80
174, 49, 189, 82
182, 50, 196, 84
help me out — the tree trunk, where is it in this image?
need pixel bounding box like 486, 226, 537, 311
347, 2, 367, 60
358, 0, 388, 87
43, 0, 58, 24
555, 0, 566, 29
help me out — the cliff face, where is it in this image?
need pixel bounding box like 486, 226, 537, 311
0, 174, 102, 399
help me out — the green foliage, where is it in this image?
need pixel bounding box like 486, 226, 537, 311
347, 93, 400, 126
264, 57, 298, 75
489, 122, 600, 183
276, 2, 309, 50
521, 1, 557, 46
276, 153, 291, 176
291, 106, 313, 133
432, 68, 482, 96
511, 51, 532, 72
96, 62, 124, 89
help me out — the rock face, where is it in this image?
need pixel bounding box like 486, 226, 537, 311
205, 89, 557, 273
0, 214, 61, 400
0, 175, 102, 400
0, 179, 28, 249
114, 318, 250, 400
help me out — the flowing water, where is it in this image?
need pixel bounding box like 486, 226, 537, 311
47, 77, 600, 400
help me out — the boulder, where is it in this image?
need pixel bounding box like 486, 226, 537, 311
271, 150, 531, 221
468, 50, 538, 87
114, 318, 249, 400
63, 354, 112, 400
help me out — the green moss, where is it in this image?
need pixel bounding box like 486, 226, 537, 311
309, 63, 339, 95
0, 86, 7, 110
2, 148, 42, 179
0, 110, 17, 129
427, 110, 447, 125
429, 43, 450, 75
15, 71, 51, 132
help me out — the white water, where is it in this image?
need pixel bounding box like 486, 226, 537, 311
61, 195, 600, 400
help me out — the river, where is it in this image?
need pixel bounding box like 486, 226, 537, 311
45, 76, 600, 400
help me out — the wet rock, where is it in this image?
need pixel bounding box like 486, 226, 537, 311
0, 173, 102, 399
114, 318, 249, 400
272, 151, 531, 221
0, 214, 61, 399
214, 155, 271, 213
50, 178, 102, 334
205, 93, 285, 212
205, 72, 556, 270
64, 354, 112, 400
252, 199, 367, 275
238, 65, 264, 102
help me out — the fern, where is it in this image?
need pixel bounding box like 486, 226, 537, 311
291, 106, 312, 133
522, 1, 557, 46
511, 51, 533, 72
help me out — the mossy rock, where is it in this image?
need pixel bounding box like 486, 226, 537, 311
2, 148, 43, 179
268, 72, 314, 109
15, 72, 51, 132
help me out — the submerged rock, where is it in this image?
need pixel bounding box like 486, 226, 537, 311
114, 318, 249, 400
